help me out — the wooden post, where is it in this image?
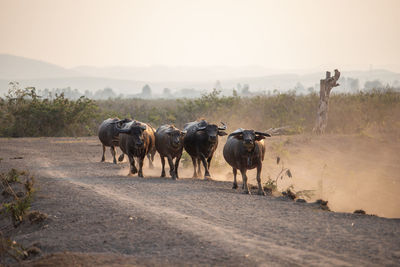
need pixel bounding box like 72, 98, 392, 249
313, 69, 340, 134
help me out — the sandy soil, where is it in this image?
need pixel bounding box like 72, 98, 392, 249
1, 136, 400, 266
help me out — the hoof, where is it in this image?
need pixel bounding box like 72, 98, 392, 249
161, 172, 166, 177
232, 183, 238, 189
204, 176, 213, 181
101, 159, 105, 162
258, 190, 266, 196
204, 172, 212, 180
113, 160, 117, 164
118, 154, 124, 162
243, 190, 251, 195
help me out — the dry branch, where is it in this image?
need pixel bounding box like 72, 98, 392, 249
313, 69, 340, 134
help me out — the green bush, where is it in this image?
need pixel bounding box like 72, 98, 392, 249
1, 84, 399, 137
0, 83, 98, 137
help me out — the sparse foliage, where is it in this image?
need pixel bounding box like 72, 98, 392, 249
0, 169, 35, 227
1, 84, 399, 137
0, 233, 28, 264
0, 83, 98, 137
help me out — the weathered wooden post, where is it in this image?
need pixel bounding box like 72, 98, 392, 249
313, 69, 340, 134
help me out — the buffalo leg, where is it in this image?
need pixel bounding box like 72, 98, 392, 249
200, 154, 211, 179
110, 146, 117, 164
118, 153, 124, 162
207, 155, 213, 169
101, 144, 106, 162
167, 155, 176, 180
138, 156, 144, 178
232, 168, 238, 189
191, 156, 198, 178
128, 154, 138, 176
197, 158, 202, 177
239, 161, 244, 189
240, 169, 250, 194
174, 153, 182, 179
160, 156, 166, 177
147, 153, 154, 169
256, 163, 265, 195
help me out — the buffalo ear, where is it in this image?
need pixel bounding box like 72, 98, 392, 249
255, 135, 266, 141
218, 131, 227, 136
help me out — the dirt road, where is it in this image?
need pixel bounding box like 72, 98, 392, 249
1, 137, 400, 266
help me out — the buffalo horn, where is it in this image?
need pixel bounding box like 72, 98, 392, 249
111, 118, 132, 124
218, 122, 227, 131
255, 131, 271, 137
228, 128, 244, 137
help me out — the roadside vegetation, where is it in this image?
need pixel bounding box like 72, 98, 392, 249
0, 168, 45, 264
0, 83, 399, 137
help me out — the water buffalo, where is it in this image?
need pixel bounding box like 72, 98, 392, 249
223, 128, 271, 195
98, 118, 131, 164
155, 125, 186, 180
183, 120, 227, 179
117, 120, 156, 177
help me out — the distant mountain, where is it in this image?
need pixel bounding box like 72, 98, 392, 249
0, 54, 81, 80
73, 65, 282, 83
1, 54, 399, 97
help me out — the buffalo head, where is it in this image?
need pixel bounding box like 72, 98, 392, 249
117, 121, 147, 148
229, 128, 271, 151
166, 126, 186, 148
196, 121, 227, 143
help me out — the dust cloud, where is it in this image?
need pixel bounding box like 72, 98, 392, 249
218, 133, 400, 218
118, 131, 400, 218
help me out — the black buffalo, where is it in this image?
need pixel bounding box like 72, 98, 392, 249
117, 120, 156, 177
155, 125, 186, 180
183, 120, 227, 179
223, 128, 271, 195
98, 118, 131, 164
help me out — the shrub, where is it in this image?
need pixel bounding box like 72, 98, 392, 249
1, 84, 399, 137
0, 169, 35, 227
0, 83, 98, 137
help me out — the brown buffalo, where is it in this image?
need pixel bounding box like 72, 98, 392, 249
117, 120, 156, 177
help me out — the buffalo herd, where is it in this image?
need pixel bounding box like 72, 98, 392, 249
98, 118, 271, 194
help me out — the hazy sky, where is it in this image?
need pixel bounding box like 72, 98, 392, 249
0, 0, 399, 72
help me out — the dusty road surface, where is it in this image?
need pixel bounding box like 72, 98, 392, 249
1, 137, 400, 266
